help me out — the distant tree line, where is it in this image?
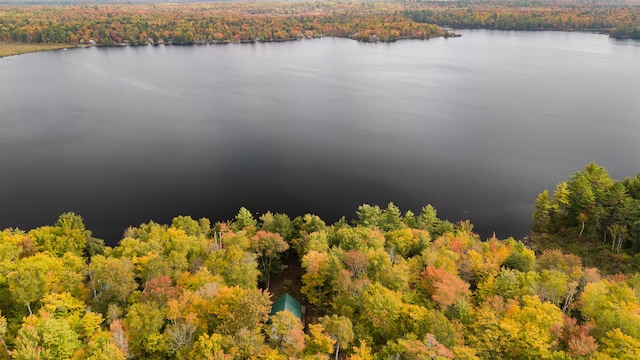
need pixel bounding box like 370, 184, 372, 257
0, 2, 446, 45
2, 1, 639, 47
406, 1, 640, 38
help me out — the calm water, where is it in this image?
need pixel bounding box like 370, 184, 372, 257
2, 30, 640, 245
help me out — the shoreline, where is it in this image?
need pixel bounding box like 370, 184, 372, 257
0, 43, 78, 58
1, 35, 451, 58
3, 28, 634, 59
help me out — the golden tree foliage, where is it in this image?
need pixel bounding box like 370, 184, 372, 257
1, 202, 640, 359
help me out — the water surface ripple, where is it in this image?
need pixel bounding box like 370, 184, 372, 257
1, 30, 639, 244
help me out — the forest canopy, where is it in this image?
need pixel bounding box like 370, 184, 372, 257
531, 162, 640, 274
1, 0, 639, 49
2, 163, 640, 359
0, 2, 449, 45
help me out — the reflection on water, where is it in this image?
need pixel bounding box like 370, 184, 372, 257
1, 30, 639, 244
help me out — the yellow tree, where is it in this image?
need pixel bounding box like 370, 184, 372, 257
208, 286, 271, 335
266, 310, 305, 357
579, 279, 640, 340
7, 253, 56, 315
499, 296, 564, 359
124, 302, 167, 358
599, 328, 640, 359
304, 323, 335, 357
28, 212, 90, 258
301, 251, 331, 307
12, 312, 82, 360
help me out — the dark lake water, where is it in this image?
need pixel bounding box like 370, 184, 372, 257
2, 30, 640, 245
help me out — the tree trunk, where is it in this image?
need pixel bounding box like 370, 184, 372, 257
335, 344, 340, 360
617, 236, 624, 253
88, 271, 98, 299
266, 257, 272, 290
562, 285, 576, 313
0, 337, 8, 357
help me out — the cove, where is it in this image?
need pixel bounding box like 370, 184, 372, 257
1, 30, 639, 245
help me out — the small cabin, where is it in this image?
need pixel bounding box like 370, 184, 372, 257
270, 293, 303, 321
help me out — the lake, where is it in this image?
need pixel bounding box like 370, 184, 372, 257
1, 30, 639, 245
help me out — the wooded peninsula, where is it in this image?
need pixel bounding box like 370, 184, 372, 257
1, 163, 640, 359
1, 0, 639, 57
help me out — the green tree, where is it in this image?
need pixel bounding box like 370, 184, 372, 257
502, 239, 535, 272
354, 204, 382, 229
361, 282, 403, 344
292, 231, 329, 260
28, 212, 91, 258
590, 204, 608, 240
206, 244, 260, 288
295, 214, 327, 235
13, 314, 81, 360
579, 279, 640, 339
88, 255, 138, 308
604, 180, 629, 220
124, 302, 166, 357
532, 190, 552, 232
232, 207, 257, 232
567, 172, 596, 221
420, 204, 439, 230
380, 202, 403, 231
260, 212, 294, 241
320, 314, 354, 360
551, 181, 571, 225
607, 223, 628, 253
385, 228, 429, 259
419, 204, 454, 238
249, 231, 289, 288
7, 253, 53, 315
403, 210, 419, 229
171, 215, 210, 237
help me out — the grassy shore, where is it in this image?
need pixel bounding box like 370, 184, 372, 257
0, 43, 75, 58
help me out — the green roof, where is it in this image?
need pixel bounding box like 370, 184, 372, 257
270, 293, 302, 319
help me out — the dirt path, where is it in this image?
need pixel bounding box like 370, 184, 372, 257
267, 262, 305, 301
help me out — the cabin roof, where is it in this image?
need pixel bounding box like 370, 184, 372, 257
270, 293, 302, 319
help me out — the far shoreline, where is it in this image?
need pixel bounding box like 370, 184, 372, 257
0, 43, 78, 58
1, 33, 456, 56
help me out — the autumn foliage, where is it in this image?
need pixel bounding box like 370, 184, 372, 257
1, 188, 640, 359
421, 265, 470, 308
0, 2, 447, 45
